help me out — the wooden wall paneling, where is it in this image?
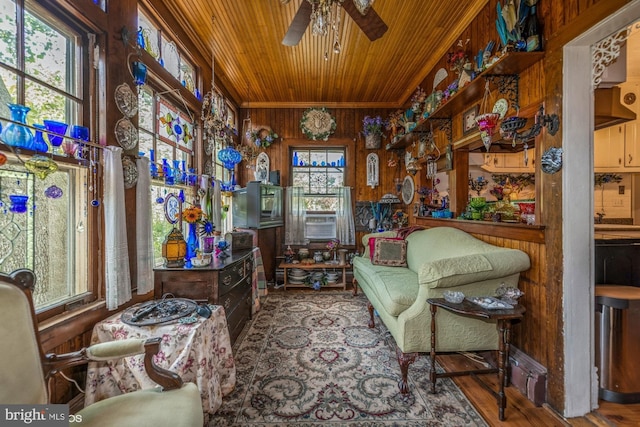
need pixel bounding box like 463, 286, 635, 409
540, 45, 566, 411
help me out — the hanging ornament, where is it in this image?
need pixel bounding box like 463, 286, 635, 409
24, 155, 58, 179
475, 81, 501, 151
44, 185, 63, 199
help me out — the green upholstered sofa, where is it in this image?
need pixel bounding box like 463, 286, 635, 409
352, 226, 531, 393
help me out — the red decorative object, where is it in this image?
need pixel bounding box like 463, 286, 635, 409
476, 113, 501, 134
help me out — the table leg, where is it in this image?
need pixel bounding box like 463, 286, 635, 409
429, 304, 437, 394
283, 267, 288, 291
497, 319, 507, 421
504, 319, 513, 386
342, 267, 346, 291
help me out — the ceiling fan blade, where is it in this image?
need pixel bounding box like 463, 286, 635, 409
282, 1, 313, 46
342, 1, 388, 42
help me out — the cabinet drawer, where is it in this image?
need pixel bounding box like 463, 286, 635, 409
218, 279, 251, 314
154, 271, 213, 303
225, 288, 251, 345
219, 257, 253, 297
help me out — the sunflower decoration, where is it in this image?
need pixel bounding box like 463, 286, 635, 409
181, 206, 204, 223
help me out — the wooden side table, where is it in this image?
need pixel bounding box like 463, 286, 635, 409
427, 298, 525, 421
279, 261, 351, 291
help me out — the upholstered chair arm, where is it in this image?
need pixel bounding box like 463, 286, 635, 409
44, 337, 183, 391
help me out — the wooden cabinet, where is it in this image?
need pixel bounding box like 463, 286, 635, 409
154, 250, 254, 345
481, 153, 534, 172
595, 126, 624, 169
594, 124, 640, 170
624, 122, 640, 166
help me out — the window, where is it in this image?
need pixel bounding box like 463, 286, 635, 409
291, 148, 346, 240
138, 86, 196, 267
291, 148, 346, 211
0, 0, 92, 313
138, 7, 200, 99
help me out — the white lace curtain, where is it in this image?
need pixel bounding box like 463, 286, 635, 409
104, 146, 131, 310
285, 187, 306, 245
136, 157, 154, 295
336, 186, 355, 245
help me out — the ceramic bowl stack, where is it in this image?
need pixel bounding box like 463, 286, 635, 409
309, 271, 324, 283
325, 272, 340, 284
288, 268, 309, 284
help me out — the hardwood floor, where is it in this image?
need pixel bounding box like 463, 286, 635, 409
438, 353, 640, 426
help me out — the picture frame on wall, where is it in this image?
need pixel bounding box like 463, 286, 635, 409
462, 105, 479, 135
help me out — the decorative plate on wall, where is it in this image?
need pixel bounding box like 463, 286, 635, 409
115, 118, 138, 150
114, 83, 138, 118
164, 193, 180, 223
122, 155, 138, 189
401, 175, 415, 205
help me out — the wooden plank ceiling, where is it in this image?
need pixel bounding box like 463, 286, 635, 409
154, 0, 489, 108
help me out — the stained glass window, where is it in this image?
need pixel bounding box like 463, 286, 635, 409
137, 7, 200, 98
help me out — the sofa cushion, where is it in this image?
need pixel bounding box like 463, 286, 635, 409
353, 257, 418, 316
362, 231, 398, 259
421, 254, 493, 287
371, 238, 407, 266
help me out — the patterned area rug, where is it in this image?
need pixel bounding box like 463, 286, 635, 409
209, 292, 487, 426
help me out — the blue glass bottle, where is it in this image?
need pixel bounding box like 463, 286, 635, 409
149, 149, 158, 178
2, 104, 34, 149
163, 159, 174, 185
32, 124, 49, 153
181, 160, 187, 184
293, 151, 298, 166
184, 223, 199, 268
173, 160, 182, 184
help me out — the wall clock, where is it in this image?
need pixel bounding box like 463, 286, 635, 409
300, 107, 336, 141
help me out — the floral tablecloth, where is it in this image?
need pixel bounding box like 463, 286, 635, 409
85, 305, 236, 420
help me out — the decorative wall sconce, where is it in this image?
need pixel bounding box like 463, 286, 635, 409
366, 153, 379, 188
500, 104, 559, 144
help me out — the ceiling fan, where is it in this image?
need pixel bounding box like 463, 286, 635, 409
281, 0, 388, 47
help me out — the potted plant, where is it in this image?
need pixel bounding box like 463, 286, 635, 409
362, 115, 385, 149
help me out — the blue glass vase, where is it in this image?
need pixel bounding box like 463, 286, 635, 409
32, 124, 49, 153
184, 223, 199, 268
163, 159, 174, 185
2, 104, 34, 149
149, 149, 158, 178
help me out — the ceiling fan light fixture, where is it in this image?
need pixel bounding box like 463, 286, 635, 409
353, 0, 374, 15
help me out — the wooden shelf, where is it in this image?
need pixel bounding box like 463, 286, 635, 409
279, 262, 352, 291
387, 51, 545, 151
